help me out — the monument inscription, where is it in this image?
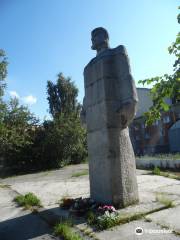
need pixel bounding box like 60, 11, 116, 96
82, 27, 139, 208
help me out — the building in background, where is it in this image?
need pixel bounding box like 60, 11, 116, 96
130, 88, 180, 155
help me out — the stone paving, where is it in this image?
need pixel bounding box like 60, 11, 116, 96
0, 164, 180, 239
0, 187, 57, 240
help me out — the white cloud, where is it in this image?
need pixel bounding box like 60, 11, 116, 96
9, 90, 37, 106
22, 95, 37, 105
9, 91, 20, 99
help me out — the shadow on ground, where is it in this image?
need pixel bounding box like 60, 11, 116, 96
0, 209, 57, 240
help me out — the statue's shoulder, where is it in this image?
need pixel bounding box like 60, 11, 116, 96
84, 45, 128, 71
112, 45, 128, 55
84, 57, 96, 72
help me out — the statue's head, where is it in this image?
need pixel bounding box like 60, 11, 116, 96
91, 27, 109, 51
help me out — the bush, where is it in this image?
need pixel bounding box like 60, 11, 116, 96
1, 108, 87, 174
41, 113, 87, 169
0, 98, 40, 173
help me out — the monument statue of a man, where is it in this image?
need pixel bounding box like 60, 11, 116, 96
82, 27, 139, 208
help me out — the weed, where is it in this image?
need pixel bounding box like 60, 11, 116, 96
54, 221, 83, 240
14, 192, 42, 209
136, 153, 180, 161
71, 170, 88, 178
152, 166, 161, 175
160, 172, 180, 181
0, 184, 10, 188
145, 218, 152, 222
156, 194, 174, 208
152, 167, 180, 180
87, 211, 97, 225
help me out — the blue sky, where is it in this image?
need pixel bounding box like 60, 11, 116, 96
0, 0, 179, 120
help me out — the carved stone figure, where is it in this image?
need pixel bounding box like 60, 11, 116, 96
82, 27, 139, 208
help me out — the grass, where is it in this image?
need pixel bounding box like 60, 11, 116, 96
136, 153, 180, 161
156, 194, 174, 208
152, 167, 180, 180
54, 221, 83, 240
14, 192, 42, 209
0, 184, 10, 188
160, 172, 180, 180
152, 166, 161, 175
86, 203, 175, 231
86, 210, 147, 231
71, 170, 88, 178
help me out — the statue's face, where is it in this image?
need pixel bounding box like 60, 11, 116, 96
91, 31, 108, 50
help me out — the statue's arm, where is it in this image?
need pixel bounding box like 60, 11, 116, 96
117, 100, 137, 128
116, 45, 138, 128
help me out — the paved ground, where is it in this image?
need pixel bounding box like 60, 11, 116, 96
0, 187, 57, 240
0, 163, 180, 239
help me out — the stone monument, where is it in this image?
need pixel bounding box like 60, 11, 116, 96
82, 27, 139, 208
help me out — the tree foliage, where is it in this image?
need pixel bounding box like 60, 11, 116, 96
45, 73, 87, 168
138, 7, 180, 125
0, 49, 8, 97
0, 97, 39, 171
41, 113, 87, 168
0, 54, 87, 174
0, 50, 40, 173
47, 73, 81, 118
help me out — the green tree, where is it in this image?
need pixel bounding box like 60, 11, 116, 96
0, 49, 8, 128
0, 50, 43, 174
47, 73, 81, 118
42, 114, 87, 168
0, 49, 8, 98
138, 7, 180, 125
0, 97, 39, 171
45, 73, 87, 167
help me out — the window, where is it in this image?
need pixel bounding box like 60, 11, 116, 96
145, 133, 150, 139
159, 128, 165, 137
136, 135, 140, 140
141, 123, 145, 129
163, 116, 170, 124
134, 125, 139, 131
153, 120, 159, 126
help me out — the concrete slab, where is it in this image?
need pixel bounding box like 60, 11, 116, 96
146, 205, 180, 234
116, 202, 165, 218
0, 211, 57, 240
0, 187, 57, 240
157, 184, 180, 196
0, 164, 90, 208
0, 187, 20, 222
0, 164, 180, 211
40, 201, 173, 240
9, 179, 89, 207
1, 164, 180, 240
2, 165, 179, 209
137, 175, 180, 192
95, 220, 180, 240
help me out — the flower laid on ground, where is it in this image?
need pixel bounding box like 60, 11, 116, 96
98, 205, 116, 213
59, 197, 120, 230
60, 197, 98, 216
70, 197, 98, 216
60, 197, 75, 209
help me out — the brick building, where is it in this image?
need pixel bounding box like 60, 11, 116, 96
129, 88, 180, 155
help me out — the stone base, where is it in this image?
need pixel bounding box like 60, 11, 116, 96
88, 127, 139, 208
